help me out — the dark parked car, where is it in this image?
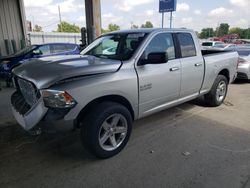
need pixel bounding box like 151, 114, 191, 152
0, 43, 80, 85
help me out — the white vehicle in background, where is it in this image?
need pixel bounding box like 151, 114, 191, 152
223, 44, 237, 50
201, 41, 225, 48
236, 48, 250, 80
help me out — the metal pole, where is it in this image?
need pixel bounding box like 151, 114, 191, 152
85, 0, 101, 44
161, 12, 164, 28
58, 5, 62, 32
170, 11, 173, 28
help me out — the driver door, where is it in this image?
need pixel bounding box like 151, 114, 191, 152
136, 33, 181, 117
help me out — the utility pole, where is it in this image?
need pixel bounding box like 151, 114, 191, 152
170, 11, 173, 28
161, 12, 164, 28
58, 5, 62, 32
85, 0, 101, 44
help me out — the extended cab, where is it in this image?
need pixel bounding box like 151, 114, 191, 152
11, 29, 238, 158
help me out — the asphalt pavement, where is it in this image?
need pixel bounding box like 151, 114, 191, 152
0, 80, 250, 188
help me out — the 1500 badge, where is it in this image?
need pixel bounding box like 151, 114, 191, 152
140, 83, 152, 91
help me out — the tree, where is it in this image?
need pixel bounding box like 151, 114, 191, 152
131, 24, 139, 29
141, 21, 153, 28
199, 28, 214, 39
229, 27, 250, 39
108, 24, 120, 32
216, 23, 230, 37
57, 21, 80, 33
32, 25, 43, 32
101, 23, 120, 34
101, 28, 108, 34
229, 27, 244, 38
243, 28, 250, 39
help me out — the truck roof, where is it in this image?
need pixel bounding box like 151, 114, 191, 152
108, 28, 193, 35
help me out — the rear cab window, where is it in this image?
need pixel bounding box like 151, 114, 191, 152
177, 33, 196, 58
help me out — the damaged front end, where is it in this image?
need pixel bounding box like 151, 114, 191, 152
11, 76, 76, 133
11, 76, 48, 131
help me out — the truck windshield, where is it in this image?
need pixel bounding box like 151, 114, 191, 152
81, 33, 147, 60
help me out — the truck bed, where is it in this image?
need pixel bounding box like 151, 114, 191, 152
200, 50, 238, 93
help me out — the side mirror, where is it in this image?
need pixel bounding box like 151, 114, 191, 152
139, 52, 168, 65
32, 49, 42, 55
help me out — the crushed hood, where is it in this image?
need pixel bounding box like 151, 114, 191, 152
12, 55, 122, 89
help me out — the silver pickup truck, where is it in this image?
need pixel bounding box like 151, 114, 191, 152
11, 29, 238, 158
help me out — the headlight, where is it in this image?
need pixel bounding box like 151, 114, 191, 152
41, 90, 77, 108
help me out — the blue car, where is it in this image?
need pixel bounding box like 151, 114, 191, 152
0, 43, 80, 84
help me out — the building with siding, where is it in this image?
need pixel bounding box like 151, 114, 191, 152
0, 0, 27, 57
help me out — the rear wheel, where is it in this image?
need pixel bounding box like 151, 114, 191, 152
204, 75, 228, 107
80, 102, 132, 159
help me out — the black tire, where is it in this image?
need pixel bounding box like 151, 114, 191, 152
204, 75, 228, 107
80, 102, 132, 159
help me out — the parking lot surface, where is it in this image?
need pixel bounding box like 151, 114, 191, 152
0, 81, 250, 188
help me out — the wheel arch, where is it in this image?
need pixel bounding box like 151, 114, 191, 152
218, 69, 230, 83
76, 95, 135, 125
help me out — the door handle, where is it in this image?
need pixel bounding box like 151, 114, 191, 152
169, 67, 179, 72
194, 63, 202, 67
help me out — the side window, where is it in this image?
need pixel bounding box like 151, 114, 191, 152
66, 44, 77, 51
144, 33, 176, 60
38, 45, 51, 55
177, 33, 196, 58
51, 44, 68, 54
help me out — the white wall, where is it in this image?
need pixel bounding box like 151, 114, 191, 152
27, 32, 82, 45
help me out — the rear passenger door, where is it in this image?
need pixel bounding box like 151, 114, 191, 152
177, 33, 204, 98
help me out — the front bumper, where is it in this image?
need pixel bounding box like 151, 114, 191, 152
11, 96, 48, 131
11, 91, 75, 132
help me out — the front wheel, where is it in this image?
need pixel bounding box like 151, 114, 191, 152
80, 102, 132, 159
204, 75, 228, 107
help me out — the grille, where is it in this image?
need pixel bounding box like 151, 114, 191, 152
11, 76, 41, 115
17, 78, 38, 106
11, 91, 31, 115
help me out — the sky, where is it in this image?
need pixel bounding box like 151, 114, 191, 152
24, 0, 250, 32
